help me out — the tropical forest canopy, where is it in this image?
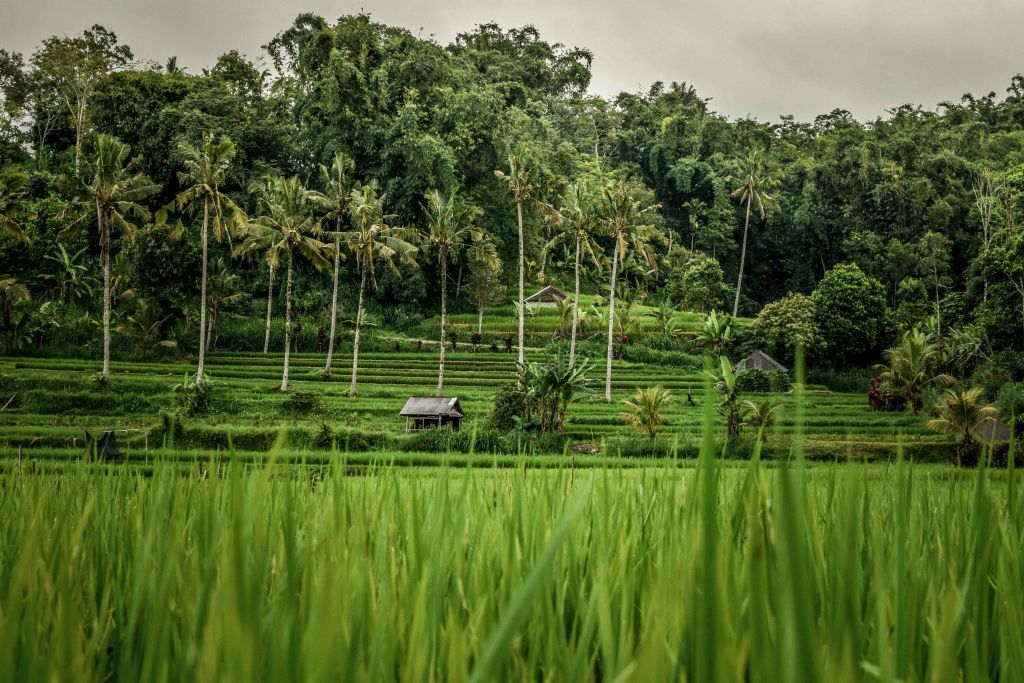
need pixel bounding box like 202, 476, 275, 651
2, 14, 1024, 370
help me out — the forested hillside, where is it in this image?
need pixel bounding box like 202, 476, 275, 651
1, 14, 1023, 372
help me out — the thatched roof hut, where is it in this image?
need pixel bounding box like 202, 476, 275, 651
400, 396, 464, 432
524, 285, 568, 308
734, 350, 788, 374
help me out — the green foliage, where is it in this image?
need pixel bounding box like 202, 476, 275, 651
620, 385, 674, 438
171, 372, 213, 416
736, 369, 772, 393
812, 264, 888, 366
280, 390, 326, 417
751, 292, 818, 362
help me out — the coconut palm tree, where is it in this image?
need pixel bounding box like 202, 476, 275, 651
540, 179, 602, 367
730, 149, 780, 317
875, 328, 954, 414
599, 180, 662, 402
175, 134, 244, 386
928, 387, 999, 463
310, 153, 356, 378
621, 386, 674, 439
494, 152, 536, 365
238, 176, 331, 391
0, 167, 31, 244
421, 189, 482, 395
342, 181, 417, 397
84, 134, 159, 385
741, 398, 784, 435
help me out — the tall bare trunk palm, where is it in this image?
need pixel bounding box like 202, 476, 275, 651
324, 230, 341, 375
236, 175, 331, 393
281, 255, 294, 391
85, 134, 159, 385
349, 266, 367, 397
495, 153, 536, 367
263, 264, 274, 354
729, 149, 779, 318
310, 153, 355, 378
342, 181, 418, 397
176, 135, 243, 385
600, 180, 661, 402
604, 241, 619, 402
437, 245, 448, 394
571, 237, 582, 367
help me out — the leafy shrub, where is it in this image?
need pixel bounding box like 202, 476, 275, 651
491, 383, 529, 431
736, 369, 772, 393
172, 373, 214, 416
280, 391, 326, 417
997, 382, 1024, 423
867, 375, 907, 412
770, 372, 792, 393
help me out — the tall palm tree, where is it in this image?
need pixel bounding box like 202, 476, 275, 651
730, 149, 779, 317
600, 180, 661, 402
0, 167, 31, 244
84, 134, 159, 385
875, 328, 954, 414
421, 189, 482, 395
176, 135, 244, 386
342, 181, 418, 397
540, 179, 602, 367
494, 152, 536, 365
238, 176, 331, 391
310, 153, 356, 378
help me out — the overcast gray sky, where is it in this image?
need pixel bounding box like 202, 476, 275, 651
2, 0, 1022, 122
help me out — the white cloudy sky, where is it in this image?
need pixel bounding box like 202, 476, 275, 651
2, 0, 1022, 121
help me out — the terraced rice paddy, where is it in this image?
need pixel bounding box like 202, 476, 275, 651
0, 345, 944, 465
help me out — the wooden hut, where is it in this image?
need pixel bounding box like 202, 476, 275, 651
734, 350, 788, 374
400, 396, 464, 432
524, 285, 568, 309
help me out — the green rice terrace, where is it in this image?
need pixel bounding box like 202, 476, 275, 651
0, 304, 943, 467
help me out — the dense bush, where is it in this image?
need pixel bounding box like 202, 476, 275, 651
280, 390, 326, 417
736, 369, 772, 392
751, 293, 819, 363
490, 383, 529, 431
812, 264, 888, 366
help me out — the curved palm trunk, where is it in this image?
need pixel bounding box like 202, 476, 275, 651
732, 192, 753, 318
98, 201, 111, 384
604, 240, 620, 403
280, 254, 294, 392
323, 230, 342, 377
437, 250, 448, 396
348, 265, 367, 397
263, 265, 275, 354
569, 236, 582, 367
477, 306, 484, 335
196, 200, 210, 383
516, 199, 525, 366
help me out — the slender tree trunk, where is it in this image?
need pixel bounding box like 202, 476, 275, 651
348, 265, 367, 397
263, 264, 275, 354
570, 236, 582, 367
323, 229, 341, 377
732, 192, 753, 318
98, 202, 111, 384
74, 112, 83, 178
280, 255, 293, 392
605, 240, 620, 403
196, 200, 209, 383
205, 307, 215, 352
516, 199, 526, 366
437, 250, 448, 396
455, 262, 463, 299
478, 306, 484, 335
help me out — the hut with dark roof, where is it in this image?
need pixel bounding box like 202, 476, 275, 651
734, 350, 788, 374
400, 396, 464, 432
524, 285, 568, 309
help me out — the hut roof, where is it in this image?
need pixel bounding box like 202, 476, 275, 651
524, 285, 568, 303
978, 420, 1012, 444
734, 350, 788, 374
400, 396, 463, 418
